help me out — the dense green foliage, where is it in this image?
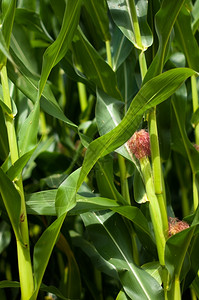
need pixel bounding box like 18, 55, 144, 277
0, 0, 199, 299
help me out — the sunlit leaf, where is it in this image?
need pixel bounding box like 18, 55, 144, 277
77, 68, 196, 190
107, 0, 153, 50
144, 0, 186, 82
39, 0, 83, 97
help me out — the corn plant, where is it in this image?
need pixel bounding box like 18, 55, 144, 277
0, 0, 199, 299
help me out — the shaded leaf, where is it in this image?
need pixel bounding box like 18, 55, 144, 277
7, 51, 77, 130
95, 156, 126, 204
171, 86, 199, 173
175, 6, 199, 72
14, 8, 53, 42
0, 168, 21, 242
0, 0, 16, 68
82, 211, 163, 300
112, 26, 133, 71
0, 221, 11, 254
39, 0, 83, 97
83, 0, 110, 41
0, 106, 9, 160
72, 28, 121, 100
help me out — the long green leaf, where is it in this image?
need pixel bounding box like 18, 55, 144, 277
83, 0, 110, 41
175, 6, 199, 72
18, 98, 39, 157
77, 68, 197, 190
112, 27, 133, 71
32, 168, 81, 299
0, 0, 16, 68
95, 156, 126, 204
82, 211, 164, 300
72, 27, 121, 100
171, 87, 199, 173
0, 168, 21, 242
32, 215, 65, 300
6, 148, 35, 181
39, 0, 82, 97
0, 106, 9, 160
7, 51, 77, 130
14, 8, 53, 42
107, 0, 152, 50
55, 168, 81, 217
144, 0, 186, 82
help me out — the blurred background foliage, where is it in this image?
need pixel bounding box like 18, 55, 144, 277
0, 0, 199, 299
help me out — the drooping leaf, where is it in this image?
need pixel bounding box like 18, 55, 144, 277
77, 68, 197, 190
14, 8, 53, 42
107, 0, 153, 50
82, 211, 164, 299
39, 0, 83, 97
7, 51, 77, 130
0, 280, 19, 288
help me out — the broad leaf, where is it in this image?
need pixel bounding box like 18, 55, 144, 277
144, 0, 186, 82
107, 0, 153, 50
112, 26, 133, 71
32, 215, 66, 300
95, 156, 126, 204
0, 0, 16, 68
83, 0, 110, 42
6, 148, 35, 181
171, 86, 199, 173
32, 168, 82, 299
77, 68, 197, 190
0, 168, 21, 242
55, 168, 81, 217
72, 28, 121, 100
14, 8, 53, 42
82, 211, 164, 299
7, 51, 77, 130
0, 106, 9, 160
39, 0, 82, 97
175, 6, 199, 72
18, 98, 39, 157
